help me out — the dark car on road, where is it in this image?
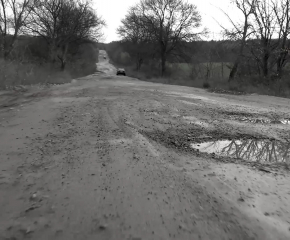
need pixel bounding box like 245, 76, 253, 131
116, 68, 126, 76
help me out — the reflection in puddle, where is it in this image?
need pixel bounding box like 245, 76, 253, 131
191, 139, 290, 163
280, 119, 290, 124
230, 116, 290, 125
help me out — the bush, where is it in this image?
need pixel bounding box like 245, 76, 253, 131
203, 82, 210, 88
0, 59, 73, 89
0, 37, 99, 89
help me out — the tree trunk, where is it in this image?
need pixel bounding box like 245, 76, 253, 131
247, 59, 252, 75
136, 58, 143, 71
57, 44, 69, 71
4, 33, 18, 59
206, 62, 210, 79
276, 50, 288, 78
61, 60, 66, 71
2, 36, 10, 59
262, 52, 269, 77
161, 53, 166, 76
49, 42, 57, 63
277, 55, 283, 77
229, 61, 239, 81
228, 16, 249, 82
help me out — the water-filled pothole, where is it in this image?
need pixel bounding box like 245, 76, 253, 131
230, 116, 290, 125
191, 139, 290, 163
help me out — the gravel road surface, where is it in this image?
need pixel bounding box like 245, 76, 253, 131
1, 50, 290, 240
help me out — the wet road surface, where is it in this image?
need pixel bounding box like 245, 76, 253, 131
0, 50, 290, 240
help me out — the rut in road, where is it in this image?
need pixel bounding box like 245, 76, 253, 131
1, 50, 290, 240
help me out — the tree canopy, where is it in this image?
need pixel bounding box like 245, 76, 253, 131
117, 0, 205, 75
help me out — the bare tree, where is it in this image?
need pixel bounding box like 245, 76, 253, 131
117, 7, 153, 70
219, 0, 256, 81
118, 0, 204, 76
0, 0, 32, 58
26, 0, 105, 70
251, 0, 279, 77
273, 0, 290, 77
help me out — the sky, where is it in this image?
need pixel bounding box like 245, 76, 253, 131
93, 0, 240, 43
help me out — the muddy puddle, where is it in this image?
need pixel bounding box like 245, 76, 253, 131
230, 116, 290, 125
191, 139, 290, 164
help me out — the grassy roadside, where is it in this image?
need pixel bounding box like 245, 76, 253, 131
121, 63, 290, 98
0, 39, 99, 91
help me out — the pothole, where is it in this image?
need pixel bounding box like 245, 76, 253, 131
191, 139, 290, 164
230, 116, 290, 125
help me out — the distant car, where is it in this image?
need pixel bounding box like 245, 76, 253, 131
116, 68, 126, 76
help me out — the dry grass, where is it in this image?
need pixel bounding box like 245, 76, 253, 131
0, 59, 73, 89
0, 56, 97, 90
0, 39, 99, 90
124, 63, 290, 98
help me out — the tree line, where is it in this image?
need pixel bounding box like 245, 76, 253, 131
223, 0, 290, 81
116, 0, 290, 83
117, 0, 206, 76
0, 0, 105, 70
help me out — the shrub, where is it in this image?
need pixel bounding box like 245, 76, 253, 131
0, 59, 73, 89
203, 82, 210, 88
0, 38, 99, 89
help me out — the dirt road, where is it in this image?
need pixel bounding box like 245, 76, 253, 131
1, 50, 290, 240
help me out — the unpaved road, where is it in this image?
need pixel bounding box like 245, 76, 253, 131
1, 50, 290, 240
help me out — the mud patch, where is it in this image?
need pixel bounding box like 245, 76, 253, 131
191, 139, 290, 164
182, 116, 209, 127
179, 100, 200, 106
51, 97, 90, 103
162, 91, 215, 102
208, 88, 247, 95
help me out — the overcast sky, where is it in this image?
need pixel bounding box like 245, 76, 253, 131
94, 0, 240, 43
